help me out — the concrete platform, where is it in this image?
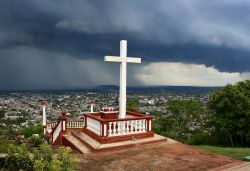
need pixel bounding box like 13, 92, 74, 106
67, 131, 168, 152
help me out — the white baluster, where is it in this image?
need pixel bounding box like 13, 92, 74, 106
112, 122, 115, 136
103, 124, 107, 136
138, 120, 141, 133
114, 122, 117, 136
143, 119, 146, 132
117, 122, 121, 136
131, 120, 134, 134
100, 124, 102, 136
108, 122, 112, 136
143, 120, 145, 132
140, 120, 143, 132
137, 120, 140, 133
122, 121, 126, 135
119, 121, 122, 135
120, 121, 124, 135
135, 120, 138, 133
148, 120, 151, 131
126, 120, 130, 134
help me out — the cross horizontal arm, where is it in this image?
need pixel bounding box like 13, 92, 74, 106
105, 56, 141, 63
126, 57, 141, 63
104, 56, 122, 62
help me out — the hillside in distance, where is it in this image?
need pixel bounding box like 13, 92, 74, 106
0, 85, 222, 94
94, 85, 222, 94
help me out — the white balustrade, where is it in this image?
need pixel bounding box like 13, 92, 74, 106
107, 119, 147, 137
52, 121, 62, 143
67, 121, 84, 128
47, 122, 57, 133
86, 117, 101, 136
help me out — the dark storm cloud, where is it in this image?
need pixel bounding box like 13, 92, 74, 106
0, 0, 249, 89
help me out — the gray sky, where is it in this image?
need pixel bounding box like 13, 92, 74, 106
0, 0, 249, 90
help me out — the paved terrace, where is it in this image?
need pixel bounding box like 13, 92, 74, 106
75, 140, 248, 171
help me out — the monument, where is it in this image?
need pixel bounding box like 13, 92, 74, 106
42, 40, 166, 152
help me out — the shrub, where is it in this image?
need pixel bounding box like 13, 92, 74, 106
4, 144, 32, 170
33, 144, 53, 171
187, 131, 209, 145
57, 147, 77, 171
3, 142, 77, 171
33, 144, 77, 171
28, 135, 44, 148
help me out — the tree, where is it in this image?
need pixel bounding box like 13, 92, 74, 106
127, 98, 139, 111
208, 80, 250, 147
167, 99, 204, 141
153, 99, 204, 142
20, 123, 43, 138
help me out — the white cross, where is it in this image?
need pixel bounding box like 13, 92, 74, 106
104, 40, 141, 118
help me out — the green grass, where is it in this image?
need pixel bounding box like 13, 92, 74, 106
197, 145, 250, 160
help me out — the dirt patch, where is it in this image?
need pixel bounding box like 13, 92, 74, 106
76, 141, 239, 171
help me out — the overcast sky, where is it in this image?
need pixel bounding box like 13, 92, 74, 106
0, 0, 249, 90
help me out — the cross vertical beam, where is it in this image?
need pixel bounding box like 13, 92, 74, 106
104, 40, 141, 119
119, 40, 127, 119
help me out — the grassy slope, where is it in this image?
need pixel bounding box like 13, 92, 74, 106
198, 145, 250, 160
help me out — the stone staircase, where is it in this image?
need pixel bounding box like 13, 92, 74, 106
71, 131, 101, 149
63, 133, 90, 154
63, 130, 167, 153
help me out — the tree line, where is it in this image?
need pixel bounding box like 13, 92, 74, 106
128, 80, 250, 147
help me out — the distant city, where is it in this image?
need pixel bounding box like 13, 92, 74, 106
0, 85, 220, 130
